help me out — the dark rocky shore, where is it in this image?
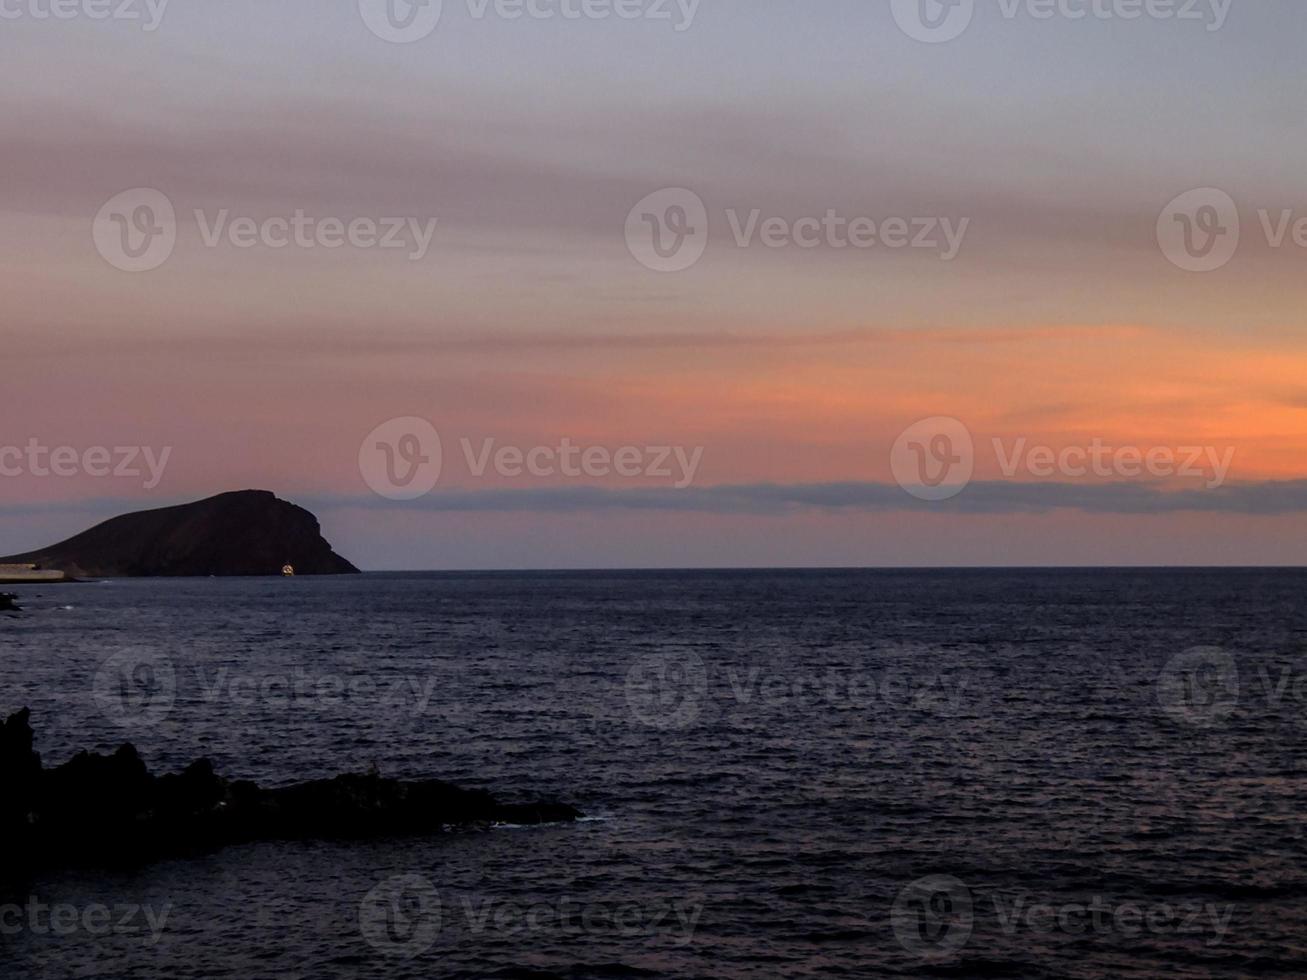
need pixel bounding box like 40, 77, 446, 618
0, 709, 579, 879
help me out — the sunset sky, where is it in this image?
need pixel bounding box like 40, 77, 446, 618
4, 0, 1306, 567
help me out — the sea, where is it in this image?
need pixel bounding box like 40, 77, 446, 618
1, 568, 1305, 978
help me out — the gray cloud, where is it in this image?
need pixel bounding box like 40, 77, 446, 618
302, 479, 1307, 517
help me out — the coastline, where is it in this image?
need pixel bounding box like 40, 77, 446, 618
0, 564, 69, 585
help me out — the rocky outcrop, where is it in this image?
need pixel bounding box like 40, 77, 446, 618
1, 709, 579, 877
0, 593, 18, 612
0, 709, 41, 839
0, 490, 359, 577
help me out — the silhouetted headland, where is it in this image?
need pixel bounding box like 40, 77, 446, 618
0, 709, 580, 879
0, 490, 359, 578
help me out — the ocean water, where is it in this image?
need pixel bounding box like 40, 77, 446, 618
1, 569, 1305, 978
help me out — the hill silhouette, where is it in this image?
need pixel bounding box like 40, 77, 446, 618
1, 491, 359, 577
